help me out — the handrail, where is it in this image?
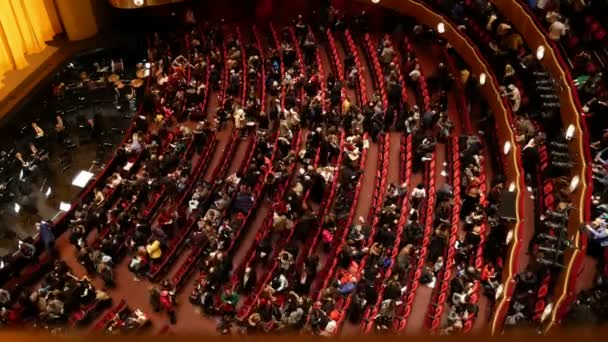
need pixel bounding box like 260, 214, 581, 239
353, 0, 527, 335
487, 0, 592, 332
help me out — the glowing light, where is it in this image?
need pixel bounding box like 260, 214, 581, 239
437, 22, 445, 34
19, 169, 23, 180
508, 182, 516, 192
479, 73, 486, 85
541, 303, 553, 322
133, 0, 144, 6
72, 170, 94, 188
371, 0, 380, 3
506, 230, 513, 245
495, 284, 504, 300
14, 203, 20, 213
45, 187, 52, 198
536, 46, 545, 60
569, 175, 580, 192
503, 141, 511, 155
145, 62, 151, 69
59, 202, 71, 212
565, 124, 575, 140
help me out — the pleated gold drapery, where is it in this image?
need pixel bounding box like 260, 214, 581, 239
0, 0, 62, 79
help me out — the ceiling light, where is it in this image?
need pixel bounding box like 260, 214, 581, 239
569, 175, 580, 192
437, 22, 445, 34
371, 0, 380, 3
72, 170, 94, 188
59, 202, 71, 212
565, 124, 575, 140
508, 182, 515, 192
503, 141, 511, 155
536, 46, 545, 60
479, 73, 486, 85
133, 0, 144, 6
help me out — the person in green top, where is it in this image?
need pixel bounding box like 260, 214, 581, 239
220, 289, 239, 317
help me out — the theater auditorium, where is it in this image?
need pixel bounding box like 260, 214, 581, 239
0, 0, 605, 335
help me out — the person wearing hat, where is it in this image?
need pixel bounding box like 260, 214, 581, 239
146, 240, 162, 261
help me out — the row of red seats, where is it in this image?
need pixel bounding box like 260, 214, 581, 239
344, 29, 369, 105
462, 145, 489, 333
384, 34, 409, 129
323, 28, 347, 115
325, 28, 345, 83
222, 24, 291, 290
361, 134, 413, 334
425, 135, 462, 331
169, 133, 254, 291
291, 26, 342, 276
290, 27, 334, 275
302, 132, 369, 330
235, 128, 309, 321
171, 26, 263, 290
289, 27, 307, 107
307, 28, 373, 303
92, 300, 127, 332
403, 37, 431, 112
394, 153, 436, 332
530, 133, 556, 323
363, 33, 388, 121
333, 134, 391, 334
147, 29, 236, 281
234, 23, 309, 320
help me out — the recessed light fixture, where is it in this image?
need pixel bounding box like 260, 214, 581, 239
565, 124, 575, 140
536, 46, 545, 60
437, 22, 445, 34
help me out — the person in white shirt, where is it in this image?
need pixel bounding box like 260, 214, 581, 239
548, 20, 567, 41
506, 84, 521, 112
409, 64, 421, 82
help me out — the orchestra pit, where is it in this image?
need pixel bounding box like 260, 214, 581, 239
0, 0, 606, 336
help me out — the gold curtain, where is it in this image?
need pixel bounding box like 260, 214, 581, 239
0, 0, 62, 77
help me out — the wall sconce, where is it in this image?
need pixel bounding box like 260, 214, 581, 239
495, 284, 504, 300
506, 230, 513, 245
437, 22, 445, 34
503, 141, 511, 155
569, 175, 580, 192
479, 72, 486, 85
565, 124, 575, 140
541, 303, 553, 322
536, 46, 545, 60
